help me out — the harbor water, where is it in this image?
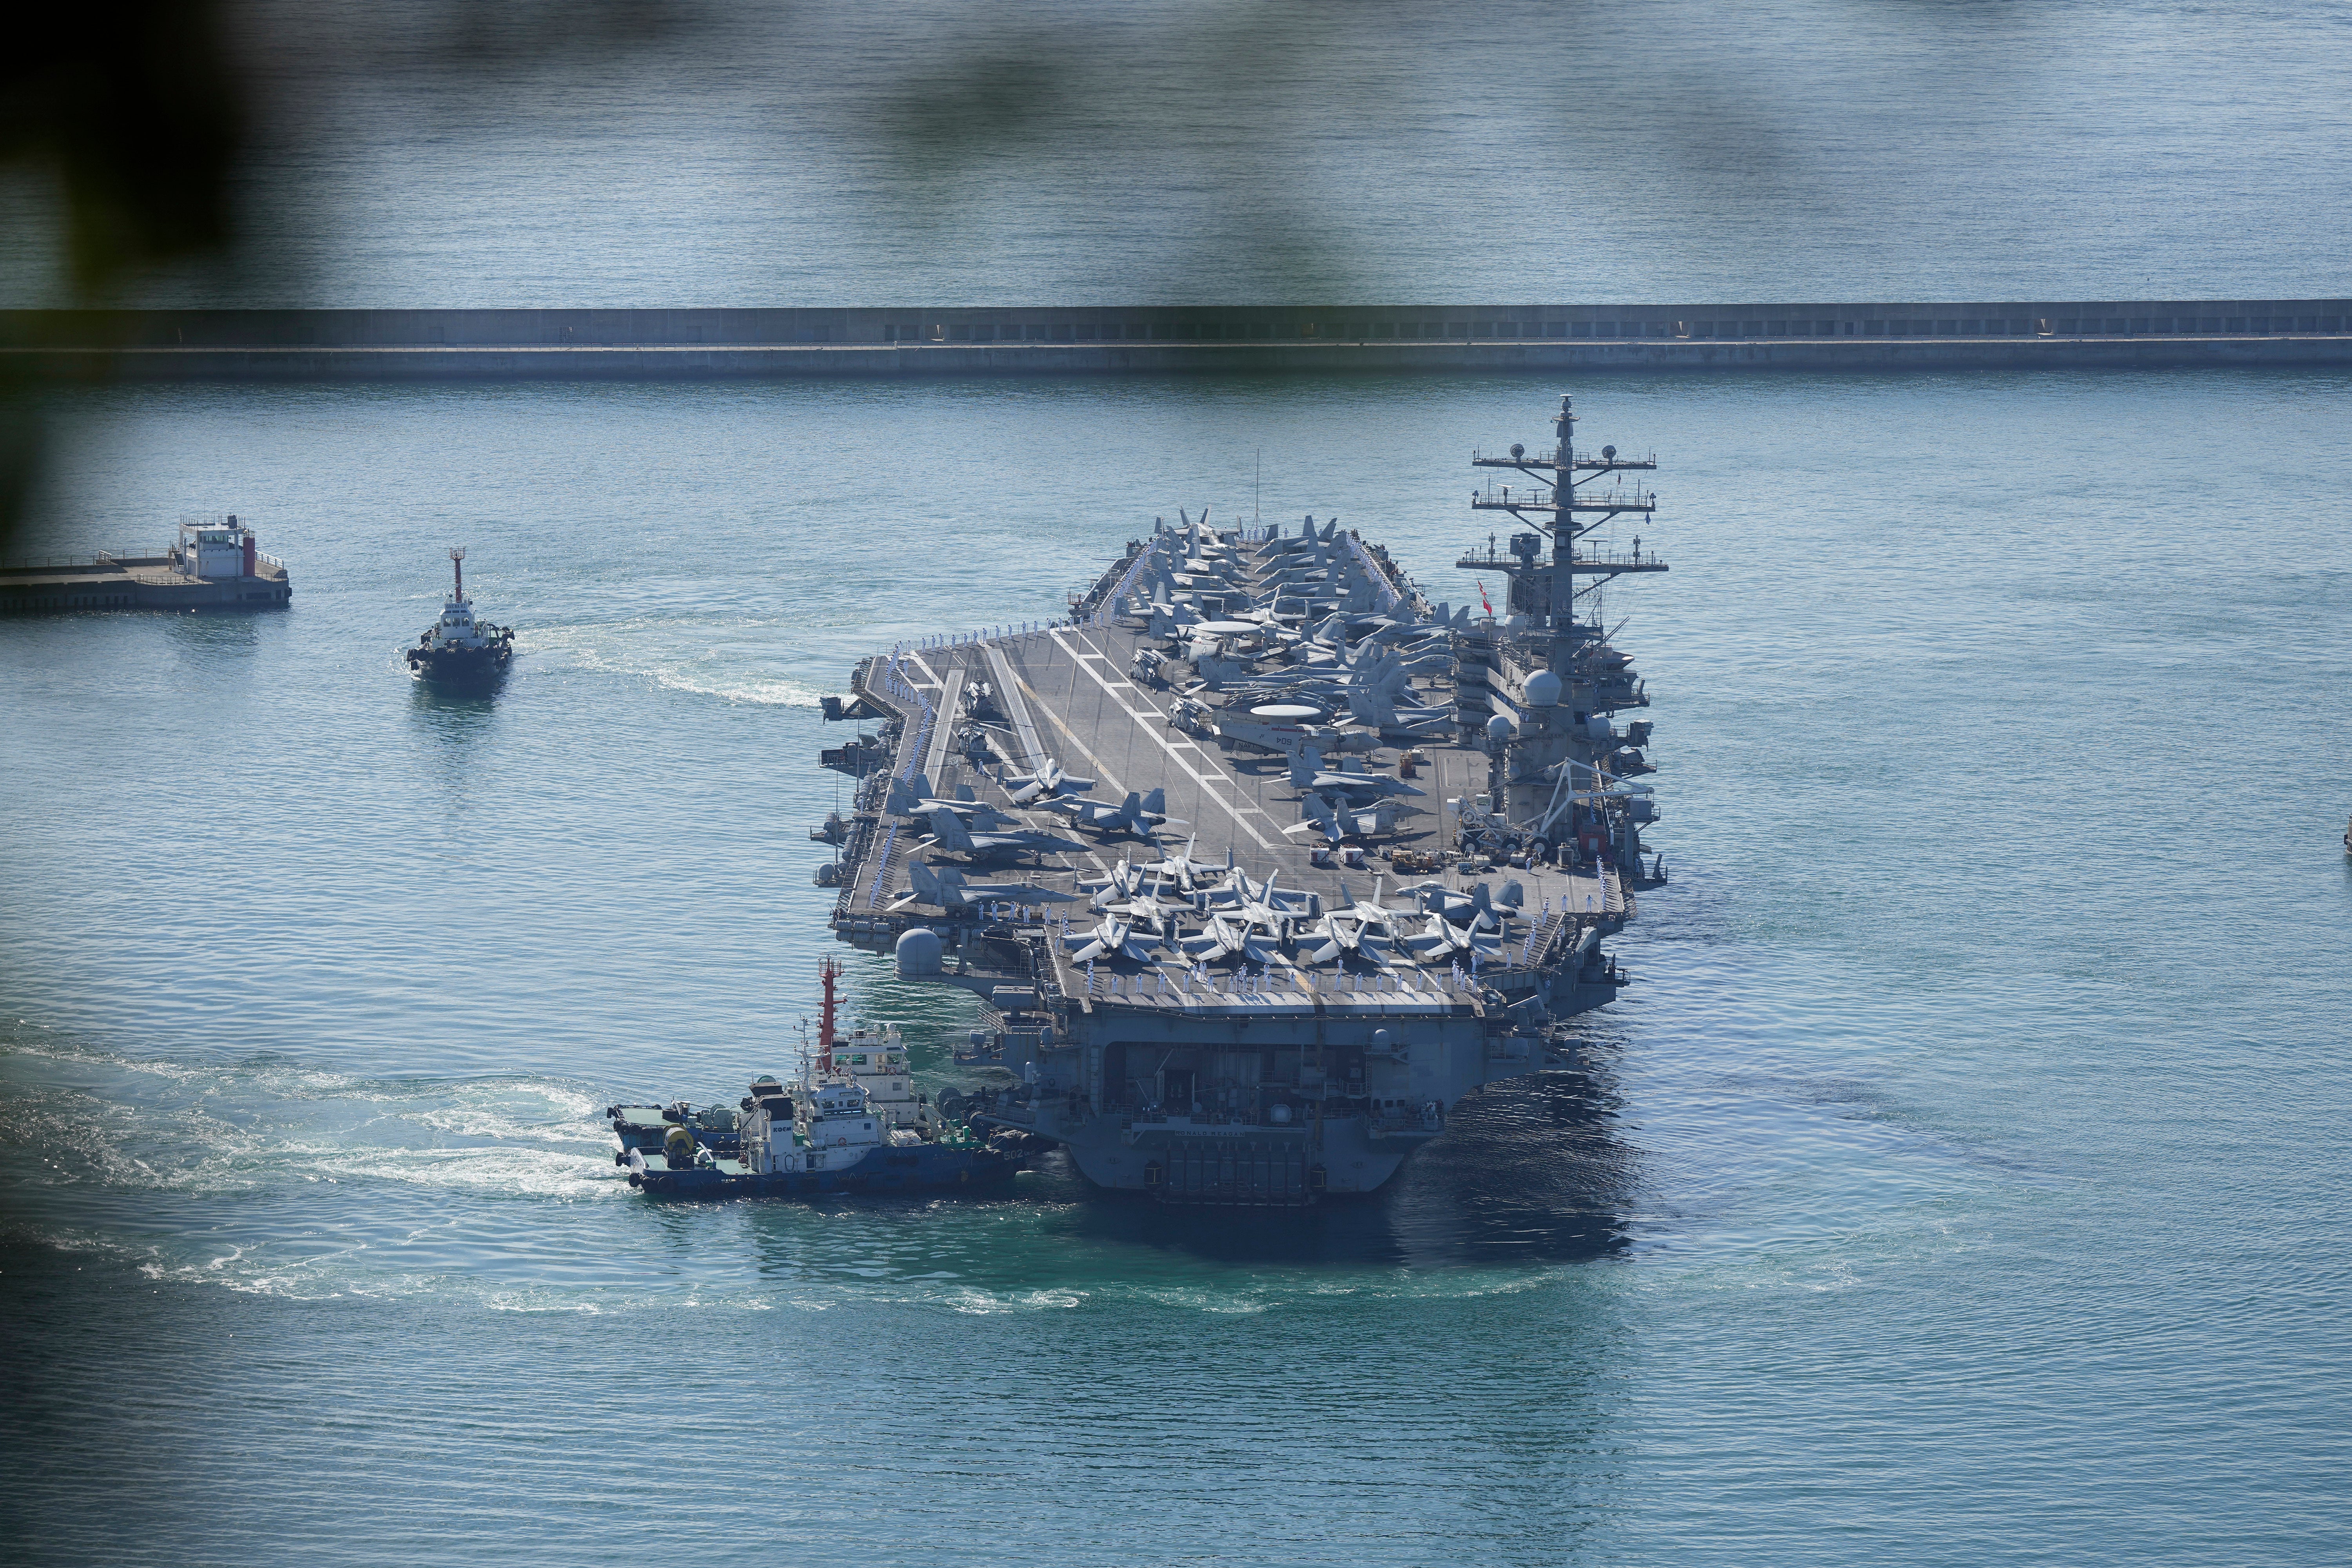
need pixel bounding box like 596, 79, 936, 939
5, 0, 2352, 307
4, 368, 2348, 1564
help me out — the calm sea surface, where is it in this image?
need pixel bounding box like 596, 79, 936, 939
4, 369, 2349, 1564
4, 0, 2352, 305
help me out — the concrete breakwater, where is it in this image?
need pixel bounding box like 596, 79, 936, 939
4, 300, 2348, 379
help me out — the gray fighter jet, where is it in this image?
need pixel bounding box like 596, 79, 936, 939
1280, 791, 1400, 844
923, 808, 1087, 866
1042, 787, 1183, 838
1285, 748, 1427, 800
891, 860, 1082, 913
1002, 759, 1096, 805
1138, 835, 1230, 893
1063, 914, 1163, 965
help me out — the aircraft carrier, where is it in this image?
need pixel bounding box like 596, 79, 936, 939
815, 394, 1668, 1203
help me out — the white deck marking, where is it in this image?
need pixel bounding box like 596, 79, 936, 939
1012, 671, 1128, 800
982, 644, 1048, 771
921, 666, 965, 782
1049, 628, 1277, 854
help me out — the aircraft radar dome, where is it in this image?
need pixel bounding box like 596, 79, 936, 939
1523, 670, 1563, 706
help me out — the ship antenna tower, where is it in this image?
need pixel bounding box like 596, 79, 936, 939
1465, 394, 1660, 671
449, 545, 466, 603
1459, 393, 1667, 856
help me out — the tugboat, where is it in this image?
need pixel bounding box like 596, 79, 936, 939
607, 959, 1023, 1198
405, 547, 514, 683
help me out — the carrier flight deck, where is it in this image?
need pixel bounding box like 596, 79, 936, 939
815, 395, 1670, 1203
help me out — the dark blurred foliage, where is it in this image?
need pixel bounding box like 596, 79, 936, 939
4, 3, 243, 550
0, 0, 698, 550
3, 4, 245, 299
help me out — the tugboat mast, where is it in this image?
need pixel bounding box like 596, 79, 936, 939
816, 955, 842, 1076
450, 546, 466, 602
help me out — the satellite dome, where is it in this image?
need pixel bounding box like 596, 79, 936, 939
1509, 443, 1524, 459
1523, 669, 1562, 706
1602, 444, 1617, 460
895, 926, 944, 978
1486, 713, 1514, 741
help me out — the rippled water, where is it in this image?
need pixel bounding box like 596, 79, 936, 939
4, 368, 2348, 1563
7, 0, 2352, 305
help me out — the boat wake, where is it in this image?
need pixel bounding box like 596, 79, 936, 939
526, 613, 835, 708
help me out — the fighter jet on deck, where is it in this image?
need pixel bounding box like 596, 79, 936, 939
1002, 760, 1096, 805
891, 860, 1082, 913
905, 782, 1023, 830
1063, 915, 1162, 966
1401, 913, 1502, 962
1138, 836, 1230, 893
1178, 909, 1283, 967
1291, 877, 1406, 965
1205, 710, 1383, 759
1040, 787, 1183, 838
1281, 791, 1400, 844
1406, 880, 1511, 933
923, 808, 1088, 866
1286, 749, 1427, 800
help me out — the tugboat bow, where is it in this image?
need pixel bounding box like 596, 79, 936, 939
406, 546, 515, 682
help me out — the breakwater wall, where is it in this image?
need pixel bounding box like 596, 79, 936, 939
5, 300, 2348, 379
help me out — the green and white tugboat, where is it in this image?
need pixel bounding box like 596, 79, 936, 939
609, 959, 1024, 1198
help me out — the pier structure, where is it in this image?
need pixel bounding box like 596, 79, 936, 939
4, 299, 2349, 379
1, 515, 292, 615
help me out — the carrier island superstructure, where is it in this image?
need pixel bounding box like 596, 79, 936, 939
815, 395, 1668, 1204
